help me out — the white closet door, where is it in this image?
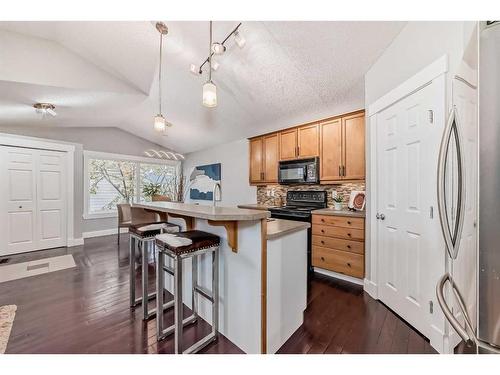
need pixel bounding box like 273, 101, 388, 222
0, 146, 67, 256
36, 149, 67, 250
376, 78, 445, 340
0, 146, 38, 255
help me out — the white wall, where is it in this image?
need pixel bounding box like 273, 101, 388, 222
183, 138, 257, 207
0, 126, 174, 238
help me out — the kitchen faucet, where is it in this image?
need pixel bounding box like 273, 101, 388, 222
213, 182, 221, 207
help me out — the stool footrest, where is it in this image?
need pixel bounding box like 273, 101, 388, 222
131, 291, 157, 307
144, 300, 174, 320
194, 285, 214, 303
183, 332, 218, 354
157, 314, 198, 341
162, 265, 174, 276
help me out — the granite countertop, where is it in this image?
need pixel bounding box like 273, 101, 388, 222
312, 208, 366, 218
133, 202, 270, 221
266, 218, 310, 240
237, 204, 278, 211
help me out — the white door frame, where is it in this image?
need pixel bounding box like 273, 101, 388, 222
365, 55, 449, 298
0, 133, 76, 247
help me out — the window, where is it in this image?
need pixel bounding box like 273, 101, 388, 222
84, 151, 180, 219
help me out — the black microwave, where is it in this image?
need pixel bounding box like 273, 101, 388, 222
278, 157, 319, 184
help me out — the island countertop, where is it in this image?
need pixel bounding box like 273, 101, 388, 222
237, 204, 278, 211
266, 218, 310, 240
133, 201, 270, 221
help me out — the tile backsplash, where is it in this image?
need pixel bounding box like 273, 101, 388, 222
257, 182, 366, 208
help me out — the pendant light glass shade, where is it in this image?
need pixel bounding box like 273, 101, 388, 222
202, 81, 217, 108
154, 114, 166, 132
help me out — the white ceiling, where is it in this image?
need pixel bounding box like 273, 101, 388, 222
0, 21, 405, 154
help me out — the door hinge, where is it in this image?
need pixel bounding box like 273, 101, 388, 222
430, 206, 434, 219
428, 110, 434, 124
429, 300, 434, 314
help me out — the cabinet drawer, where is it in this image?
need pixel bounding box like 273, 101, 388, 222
312, 224, 364, 241
312, 235, 364, 255
312, 246, 364, 278
312, 215, 364, 229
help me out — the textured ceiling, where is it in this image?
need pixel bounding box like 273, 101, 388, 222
0, 21, 405, 153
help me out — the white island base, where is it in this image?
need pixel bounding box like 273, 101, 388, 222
163, 216, 308, 354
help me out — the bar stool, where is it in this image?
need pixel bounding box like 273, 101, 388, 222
129, 221, 180, 320
155, 230, 220, 354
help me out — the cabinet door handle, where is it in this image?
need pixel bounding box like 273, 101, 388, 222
347, 262, 352, 267
321, 257, 325, 262
321, 240, 325, 245
342, 166, 346, 177
347, 245, 351, 249
338, 165, 341, 176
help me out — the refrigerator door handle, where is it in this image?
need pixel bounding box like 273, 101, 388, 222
436, 273, 474, 345
437, 273, 500, 353
437, 106, 467, 260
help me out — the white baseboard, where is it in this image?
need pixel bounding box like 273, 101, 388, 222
67, 237, 84, 247
83, 228, 128, 239
363, 278, 378, 299
313, 268, 364, 286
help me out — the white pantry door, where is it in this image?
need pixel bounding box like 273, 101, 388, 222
0, 146, 67, 255
376, 78, 444, 340
36, 149, 67, 250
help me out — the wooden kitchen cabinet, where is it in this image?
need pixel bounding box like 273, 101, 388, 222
249, 133, 279, 185
263, 133, 279, 183
297, 123, 319, 158
320, 118, 343, 181
312, 213, 365, 279
249, 137, 264, 184
279, 128, 297, 160
320, 111, 365, 183
342, 112, 365, 180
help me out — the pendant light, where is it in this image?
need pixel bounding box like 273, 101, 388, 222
154, 22, 171, 132
202, 21, 217, 108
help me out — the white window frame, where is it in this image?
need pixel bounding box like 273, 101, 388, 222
83, 150, 181, 220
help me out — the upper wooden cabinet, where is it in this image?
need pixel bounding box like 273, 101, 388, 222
298, 123, 319, 158
342, 112, 365, 180
249, 133, 279, 185
249, 137, 264, 184
320, 111, 365, 183
263, 133, 279, 183
279, 129, 297, 160
249, 110, 365, 185
320, 118, 343, 181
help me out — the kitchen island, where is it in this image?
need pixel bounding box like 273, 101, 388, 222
133, 202, 309, 353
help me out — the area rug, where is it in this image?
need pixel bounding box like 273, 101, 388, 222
0, 255, 76, 283
0, 305, 17, 354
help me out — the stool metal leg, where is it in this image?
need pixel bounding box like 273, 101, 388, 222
129, 235, 136, 307
141, 240, 149, 320
192, 255, 198, 319
156, 248, 164, 336
174, 256, 183, 354
212, 249, 219, 336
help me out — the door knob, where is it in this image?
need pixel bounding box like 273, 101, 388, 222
379, 214, 385, 220
18, 205, 22, 209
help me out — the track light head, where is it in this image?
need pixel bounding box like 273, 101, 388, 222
234, 30, 246, 48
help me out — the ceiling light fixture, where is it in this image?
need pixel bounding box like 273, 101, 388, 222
190, 22, 244, 77
33, 103, 57, 117
202, 21, 217, 108
211, 42, 226, 55
233, 30, 246, 48
153, 22, 173, 133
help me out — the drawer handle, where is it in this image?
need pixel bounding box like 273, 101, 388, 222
347, 262, 352, 267
321, 257, 325, 262
347, 221, 351, 225
321, 229, 325, 233
347, 245, 351, 249
321, 240, 325, 245
321, 218, 325, 223
347, 233, 351, 237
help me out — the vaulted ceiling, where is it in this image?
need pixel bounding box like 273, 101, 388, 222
0, 21, 405, 153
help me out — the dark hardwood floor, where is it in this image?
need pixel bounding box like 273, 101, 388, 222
0, 234, 437, 354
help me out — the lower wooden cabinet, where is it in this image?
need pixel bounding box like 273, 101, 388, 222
312, 213, 365, 279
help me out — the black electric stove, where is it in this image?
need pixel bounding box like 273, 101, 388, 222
269, 191, 327, 275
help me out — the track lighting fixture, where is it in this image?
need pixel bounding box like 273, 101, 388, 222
211, 42, 226, 55
202, 21, 217, 108
153, 22, 173, 133
233, 30, 246, 48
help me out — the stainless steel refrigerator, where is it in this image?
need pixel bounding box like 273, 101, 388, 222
436, 21, 500, 354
